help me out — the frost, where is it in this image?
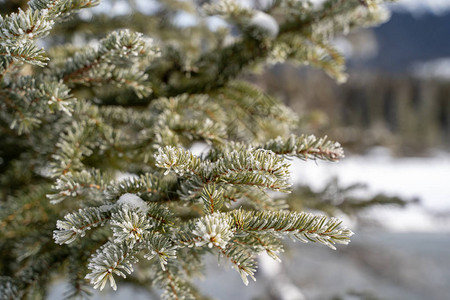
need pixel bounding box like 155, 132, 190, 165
193, 213, 233, 249
117, 193, 148, 213
111, 206, 152, 246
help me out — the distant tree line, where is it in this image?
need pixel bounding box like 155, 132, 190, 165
257, 65, 450, 154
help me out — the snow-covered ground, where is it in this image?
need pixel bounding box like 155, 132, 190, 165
290, 148, 450, 232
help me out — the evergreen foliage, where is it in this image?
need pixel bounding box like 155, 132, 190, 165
0, 0, 394, 298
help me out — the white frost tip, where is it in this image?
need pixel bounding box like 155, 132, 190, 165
117, 193, 148, 213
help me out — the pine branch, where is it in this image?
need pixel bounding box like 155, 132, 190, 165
210, 148, 292, 191
215, 243, 257, 286
231, 209, 354, 250
98, 104, 154, 128
151, 24, 270, 97
28, 0, 101, 19
222, 185, 289, 211
85, 241, 139, 291
269, 34, 348, 82
143, 233, 178, 271
63, 247, 93, 300
1, 77, 75, 134
215, 81, 299, 141
0, 41, 48, 67
47, 169, 108, 204
261, 134, 345, 161
191, 213, 234, 249
50, 121, 95, 176
106, 174, 154, 198
149, 253, 197, 300
48, 170, 171, 205
149, 94, 228, 145
0, 8, 54, 44
51, 29, 159, 98
232, 233, 285, 262
111, 206, 152, 247
54, 206, 113, 245
0, 277, 20, 300
195, 184, 222, 214
2, 247, 71, 299
156, 146, 292, 192
0, 185, 51, 233
202, 0, 254, 19
155, 146, 204, 177
309, 0, 390, 41
145, 202, 176, 228
157, 267, 195, 300
0, 0, 100, 72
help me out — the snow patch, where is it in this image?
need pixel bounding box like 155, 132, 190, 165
135, 0, 161, 14
117, 193, 148, 213
205, 16, 229, 31
411, 57, 450, 80
290, 149, 450, 232
310, 0, 327, 9
365, 205, 450, 232
190, 142, 211, 157
259, 252, 282, 275
249, 11, 279, 37
172, 11, 199, 28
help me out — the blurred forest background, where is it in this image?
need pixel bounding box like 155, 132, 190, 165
253, 3, 450, 155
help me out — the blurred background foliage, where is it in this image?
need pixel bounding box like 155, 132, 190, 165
252, 6, 450, 155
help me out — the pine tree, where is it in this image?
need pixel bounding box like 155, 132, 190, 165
0, 0, 393, 299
